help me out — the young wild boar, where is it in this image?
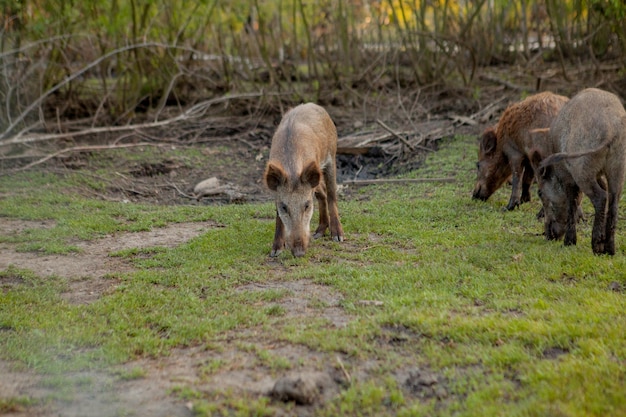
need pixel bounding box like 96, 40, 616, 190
473, 91, 569, 211
264, 103, 345, 257
531, 88, 626, 255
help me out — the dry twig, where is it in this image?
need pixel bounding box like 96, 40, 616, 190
375, 119, 416, 152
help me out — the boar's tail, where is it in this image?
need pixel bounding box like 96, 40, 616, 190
539, 133, 619, 170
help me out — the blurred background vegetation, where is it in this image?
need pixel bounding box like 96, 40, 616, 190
1, 0, 625, 139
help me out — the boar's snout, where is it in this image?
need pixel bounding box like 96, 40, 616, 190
291, 246, 306, 258
472, 183, 489, 201
545, 220, 565, 241
289, 237, 309, 258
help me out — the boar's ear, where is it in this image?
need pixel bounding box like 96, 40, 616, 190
480, 128, 498, 155
529, 149, 542, 170
530, 149, 550, 179
265, 163, 286, 191
301, 162, 321, 188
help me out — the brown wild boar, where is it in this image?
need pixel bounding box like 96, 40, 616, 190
473, 91, 569, 211
531, 88, 626, 255
264, 103, 345, 257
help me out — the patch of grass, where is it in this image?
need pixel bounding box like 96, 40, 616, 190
322, 378, 405, 417
199, 358, 228, 378
1, 134, 625, 415
190, 393, 276, 417
114, 366, 146, 381
255, 348, 292, 370
0, 396, 36, 413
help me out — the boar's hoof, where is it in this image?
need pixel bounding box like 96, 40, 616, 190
291, 248, 306, 258
592, 241, 605, 255
270, 248, 283, 257
564, 237, 576, 246
313, 231, 325, 239
536, 207, 544, 220
332, 235, 344, 242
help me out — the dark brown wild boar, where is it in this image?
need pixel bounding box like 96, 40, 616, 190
531, 88, 626, 255
264, 103, 345, 257
473, 91, 569, 211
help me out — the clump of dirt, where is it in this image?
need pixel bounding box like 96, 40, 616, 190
270, 372, 339, 405
402, 368, 448, 400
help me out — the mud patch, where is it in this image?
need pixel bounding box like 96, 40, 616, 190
0, 219, 56, 235
0, 220, 219, 304
237, 280, 351, 328
542, 346, 569, 359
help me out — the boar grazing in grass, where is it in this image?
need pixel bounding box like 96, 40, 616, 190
531, 88, 626, 255
473, 91, 569, 211
264, 103, 344, 257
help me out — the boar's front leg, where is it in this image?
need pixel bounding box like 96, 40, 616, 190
324, 160, 344, 242
520, 159, 534, 204
505, 154, 525, 211
271, 211, 286, 257
313, 181, 330, 239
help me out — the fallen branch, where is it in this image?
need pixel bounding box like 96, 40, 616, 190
11, 142, 163, 172
448, 115, 478, 126
468, 95, 508, 123
342, 177, 455, 185
416, 126, 454, 145
375, 119, 416, 152
0, 92, 275, 146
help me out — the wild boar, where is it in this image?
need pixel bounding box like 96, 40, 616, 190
264, 103, 345, 257
473, 91, 569, 211
531, 88, 626, 255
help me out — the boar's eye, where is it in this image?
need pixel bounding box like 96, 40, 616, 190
304, 200, 311, 211
279, 203, 288, 214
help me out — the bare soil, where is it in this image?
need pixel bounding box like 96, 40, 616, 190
0, 70, 620, 415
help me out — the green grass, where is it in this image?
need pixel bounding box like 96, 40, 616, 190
0, 135, 625, 416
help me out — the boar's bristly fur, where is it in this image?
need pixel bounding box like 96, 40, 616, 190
264, 103, 344, 258
532, 88, 626, 255
473, 92, 569, 211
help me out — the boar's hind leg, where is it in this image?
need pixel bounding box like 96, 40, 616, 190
564, 186, 581, 247
583, 179, 609, 255
271, 212, 286, 257
313, 182, 330, 239
604, 176, 623, 256
324, 161, 345, 242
